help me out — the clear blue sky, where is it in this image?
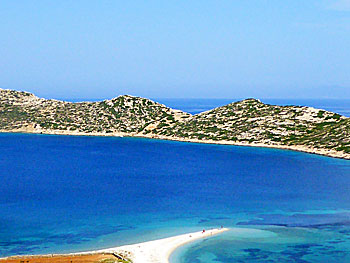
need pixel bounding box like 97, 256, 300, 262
1, 0, 350, 99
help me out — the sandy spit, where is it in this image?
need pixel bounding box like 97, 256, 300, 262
84, 228, 228, 263
0, 228, 229, 263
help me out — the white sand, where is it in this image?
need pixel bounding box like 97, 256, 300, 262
84, 228, 228, 263
0, 228, 229, 262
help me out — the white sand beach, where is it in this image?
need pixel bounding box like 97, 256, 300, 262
88, 228, 228, 263
0, 228, 229, 263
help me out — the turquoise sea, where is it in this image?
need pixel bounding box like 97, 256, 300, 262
1, 99, 350, 262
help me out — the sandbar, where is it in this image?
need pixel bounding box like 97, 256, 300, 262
0, 228, 229, 263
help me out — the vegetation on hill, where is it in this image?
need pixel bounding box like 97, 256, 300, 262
1, 88, 349, 157
0, 89, 189, 134
149, 98, 350, 153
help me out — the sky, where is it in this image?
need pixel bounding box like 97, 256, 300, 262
0, 0, 350, 99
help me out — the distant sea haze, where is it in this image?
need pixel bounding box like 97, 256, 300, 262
65, 98, 350, 117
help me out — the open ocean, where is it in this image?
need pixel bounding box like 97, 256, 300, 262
1, 99, 350, 262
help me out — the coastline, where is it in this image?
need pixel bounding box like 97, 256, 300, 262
1, 128, 350, 160
1, 228, 229, 263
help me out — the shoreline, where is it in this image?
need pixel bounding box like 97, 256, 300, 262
1, 228, 229, 263
1, 129, 350, 160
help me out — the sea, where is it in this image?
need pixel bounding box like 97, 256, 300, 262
1, 99, 350, 262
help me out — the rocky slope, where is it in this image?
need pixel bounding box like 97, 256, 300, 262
152, 99, 350, 154
0, 89, 190, 134
1, 88, 349, 159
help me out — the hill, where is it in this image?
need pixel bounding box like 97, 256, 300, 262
1, 88, 349, 159
0, 88, 190, 135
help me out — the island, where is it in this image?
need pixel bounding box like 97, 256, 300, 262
1, 88, 349, 159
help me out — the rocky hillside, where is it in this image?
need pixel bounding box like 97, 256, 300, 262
1, 88, 349, 158
152, 98, 350, 154
0, 89, 190, 134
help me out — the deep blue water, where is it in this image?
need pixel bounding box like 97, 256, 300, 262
1, 133, 350, 262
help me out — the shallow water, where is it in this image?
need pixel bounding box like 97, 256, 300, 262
171, 226, 350, 263
1, 134, 350, 262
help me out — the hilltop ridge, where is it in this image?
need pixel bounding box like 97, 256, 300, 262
0, 89, 349, 159
0, 89, 190, 135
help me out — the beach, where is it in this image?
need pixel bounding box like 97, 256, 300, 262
1, 128, 350, 160
1, 228, 229, 263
